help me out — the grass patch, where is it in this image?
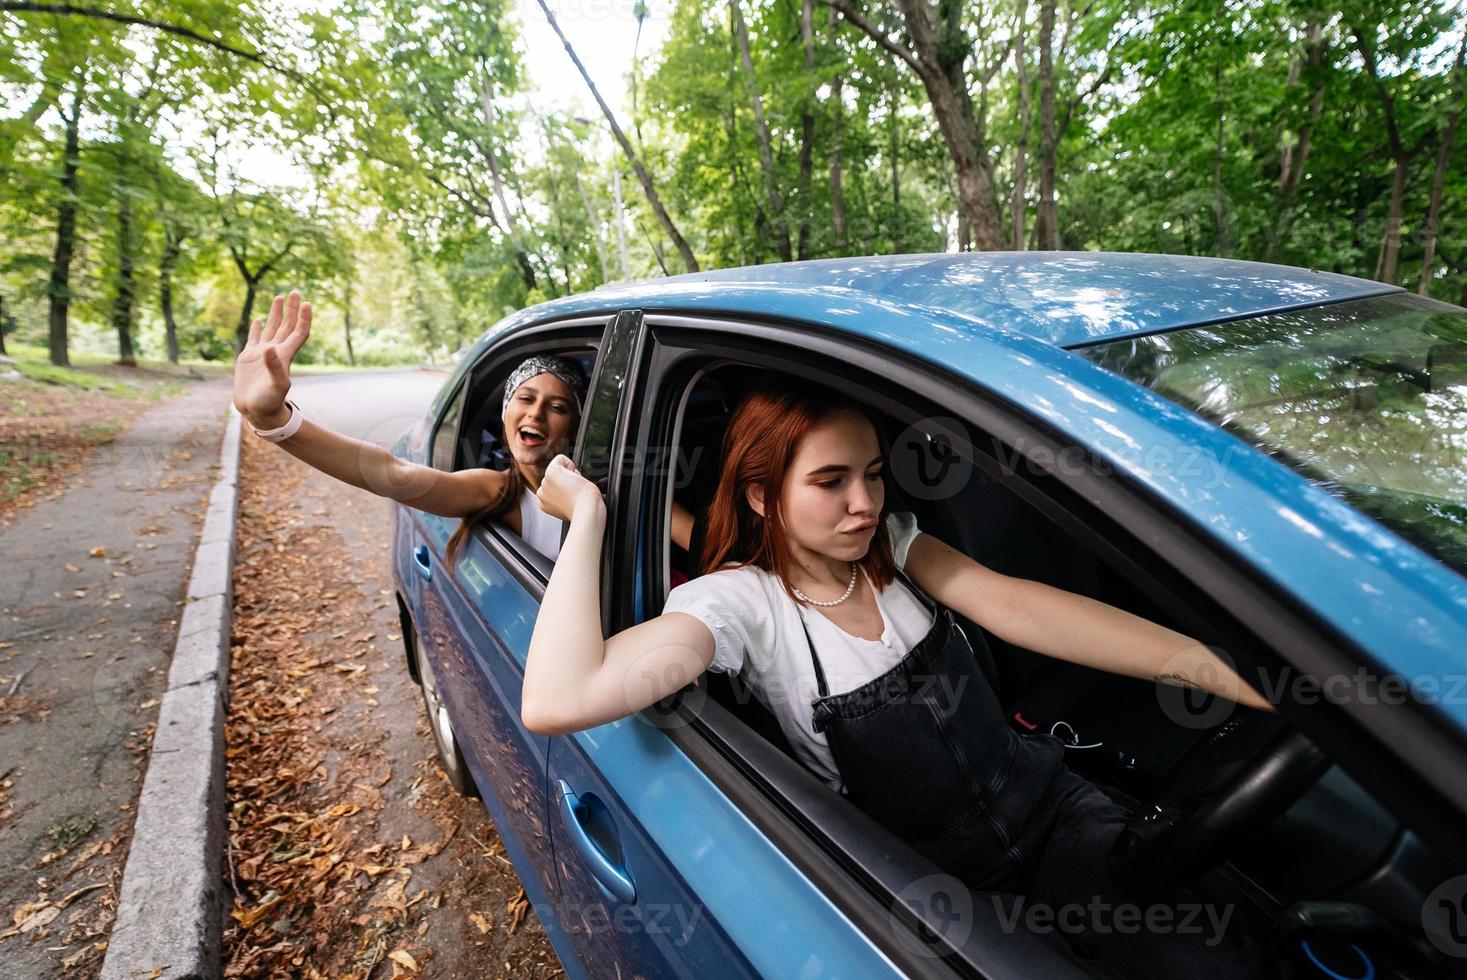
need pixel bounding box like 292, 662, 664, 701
7, 347, 142, 397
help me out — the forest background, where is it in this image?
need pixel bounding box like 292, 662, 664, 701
2, 0, 1465, 369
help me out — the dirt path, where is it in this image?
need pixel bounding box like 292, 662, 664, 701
224, 429, 564, 978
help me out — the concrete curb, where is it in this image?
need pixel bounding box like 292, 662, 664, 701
101, 408, 242, 980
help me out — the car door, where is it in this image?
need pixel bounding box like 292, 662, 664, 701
405, 322, 604, 928
546, 311, 760, 978
544, 312, 1004, 979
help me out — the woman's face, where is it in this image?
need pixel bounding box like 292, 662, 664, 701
768, 409, 885, 563
502, 372, 579, 469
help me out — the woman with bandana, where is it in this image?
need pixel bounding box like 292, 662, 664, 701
231, 290, 694, 561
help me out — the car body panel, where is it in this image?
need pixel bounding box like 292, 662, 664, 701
404, 510, 567, 928
550, 721, 902, 977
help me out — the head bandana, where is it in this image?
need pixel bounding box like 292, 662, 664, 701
501, 354, 589, 417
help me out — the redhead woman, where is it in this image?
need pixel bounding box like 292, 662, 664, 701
231, 290, 695, 560
524, 377, 1275, 977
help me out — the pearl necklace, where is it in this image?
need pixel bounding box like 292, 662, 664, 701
793, 562, 858, 607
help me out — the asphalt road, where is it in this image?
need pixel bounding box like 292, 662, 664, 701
287, 367, 449, 446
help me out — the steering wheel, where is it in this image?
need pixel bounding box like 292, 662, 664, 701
1107, 713, 1331, 899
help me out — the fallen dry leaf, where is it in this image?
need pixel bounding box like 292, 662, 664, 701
20, 904, 59, 932
388, 949, 418, 971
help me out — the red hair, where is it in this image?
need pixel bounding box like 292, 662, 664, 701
698, 378, 896, 603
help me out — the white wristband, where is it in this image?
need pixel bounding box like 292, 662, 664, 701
252, 399, 303, 442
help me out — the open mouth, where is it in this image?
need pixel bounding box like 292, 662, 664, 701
517, 426, 547, 448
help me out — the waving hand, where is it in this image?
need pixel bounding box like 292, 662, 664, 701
233, 291, 312, 427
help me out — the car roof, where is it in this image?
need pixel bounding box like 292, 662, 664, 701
477, 251, 1399, 353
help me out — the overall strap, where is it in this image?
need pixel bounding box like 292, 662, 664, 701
797, 611, 831, 698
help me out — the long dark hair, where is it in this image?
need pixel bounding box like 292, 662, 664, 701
699, 377, 896, 603
445, 463, 523, 570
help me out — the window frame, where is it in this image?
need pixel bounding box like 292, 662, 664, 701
445, 315, 611, 589
622, 312, 1467, 923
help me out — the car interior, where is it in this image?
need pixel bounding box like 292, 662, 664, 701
653, 361, 1465, 979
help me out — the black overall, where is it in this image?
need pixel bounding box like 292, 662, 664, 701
796, 569, 1272, 978
800, 567, 1064, 890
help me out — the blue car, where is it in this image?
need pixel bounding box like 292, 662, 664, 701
390, 253, 1467, 979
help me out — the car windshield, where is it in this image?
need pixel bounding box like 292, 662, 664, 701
1080, 292, 1467, 576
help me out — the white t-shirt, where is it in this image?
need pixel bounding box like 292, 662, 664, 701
518, 488, 564, 561
662, 511, 934, 791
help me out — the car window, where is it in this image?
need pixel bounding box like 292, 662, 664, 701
448, 326, 604, 567
430, 382, 467, 472
1080, 292, 1467, 575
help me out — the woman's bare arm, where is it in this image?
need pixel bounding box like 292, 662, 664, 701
233, 291, 505, 519
905, 531, 1273, 711
521, 456, 714, 735
670, 499, 695, 553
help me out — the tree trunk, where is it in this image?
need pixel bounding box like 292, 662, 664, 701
235, 278, 258, 354
1420, 36, 1465, 295
343, 301, 356, 366
573, 169, 611, 282
111, 194, 137, 366
1268, 20, 1327, 259
610, 166, 631, 277
795, 0, 817, 259
828, 6, 847, 250
1212, 59, 1230, 258
536, 0, 699, 272
159, 223, 181, 364
1354, 23, 1409, 283
889, 80, 901, 224
902, 0, 1005, 249
1033, 0, 1060, 250
836, 0, 1005, 249
476, 76, 538, 292
730, 0, 792, 261
1011, 3, 1030, 250
48, 82, 83, 368
0, 293, 9, 356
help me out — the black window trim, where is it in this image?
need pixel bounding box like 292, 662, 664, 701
625, 311, 1467, 897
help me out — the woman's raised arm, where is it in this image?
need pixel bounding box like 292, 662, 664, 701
233, 290, 506, 518
904, 530, 1273, 712
522, 455, 715, 735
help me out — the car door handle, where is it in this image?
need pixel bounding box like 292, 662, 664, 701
556, 779, 636, 905
412, 545, 432, 581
